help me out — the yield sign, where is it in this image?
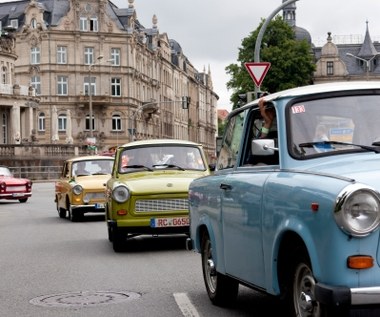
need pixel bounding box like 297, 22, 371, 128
244, 62, 271, 87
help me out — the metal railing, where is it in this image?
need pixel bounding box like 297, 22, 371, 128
9, 166, 61, 181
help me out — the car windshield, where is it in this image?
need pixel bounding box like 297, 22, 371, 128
0, 167, 12, 176
72, 159, 114, 177
288, 94, 380, 159
118, 145, 206, 173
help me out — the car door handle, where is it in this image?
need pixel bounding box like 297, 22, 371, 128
220, 183, 232, 190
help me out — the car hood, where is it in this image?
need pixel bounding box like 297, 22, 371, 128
114, 170, 208, 194
0, 176, 30, 185
301, 154, 380, 188
74, 174, 111, 189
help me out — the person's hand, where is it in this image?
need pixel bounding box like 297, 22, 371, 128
258, 98, 274, 129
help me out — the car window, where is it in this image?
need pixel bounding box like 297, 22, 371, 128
72, 159, 113, 176
288, 95, 380, 159
118, 145, 206, 172
217, 110, 247, 170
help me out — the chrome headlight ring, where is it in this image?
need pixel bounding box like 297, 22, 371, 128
112, 184, 130, 203
334, 183, 380, 237
72, 184, 83, 195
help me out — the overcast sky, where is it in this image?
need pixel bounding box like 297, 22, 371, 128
3, 0, 380, 111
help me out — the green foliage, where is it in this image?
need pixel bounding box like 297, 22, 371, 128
226, 16, 315, 110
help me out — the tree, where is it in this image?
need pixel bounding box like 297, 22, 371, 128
226, 16, 315, 110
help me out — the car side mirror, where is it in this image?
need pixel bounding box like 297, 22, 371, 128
251, 139, 276, 156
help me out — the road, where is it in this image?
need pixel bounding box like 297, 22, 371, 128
0, 182, 282, 317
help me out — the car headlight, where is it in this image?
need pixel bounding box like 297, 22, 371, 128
112, 185, 130, 203
334, 184, 380, 237
72, 185, 83, 195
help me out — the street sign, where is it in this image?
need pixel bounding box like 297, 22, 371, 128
244, 62, 271, 87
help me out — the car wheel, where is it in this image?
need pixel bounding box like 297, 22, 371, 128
112, 228, 126, 252
201, 232, 238, 306
19, 198, 28, 203
286, 253, 336, 317
68, 204, 82, 222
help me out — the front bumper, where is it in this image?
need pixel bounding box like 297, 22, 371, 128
0, 192, 32, 199
315, 283, 380, 306
71, 204, 105, 213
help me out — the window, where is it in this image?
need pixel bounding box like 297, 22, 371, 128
1, 66, 8, 84
31, 76, 41, 95
216, 110, 247, 170
112, 114, 122, 131
327, 61, 334, 75
10, 19, 18, 29
90, 17, 98, 32
85, 114, 95, 131
57, 46, 67, 64
111, 48, 120, 66
111, 78, 121, 97
2, 113, 7, 143
84, 47, 94, 65
84, 76, 96, 96
31, 18, 37, 29
38, 112, 45, 131
31, 47, 40, 64
80, 17, 87, 31
57, 76, 68, 95
58, 114, 67, 131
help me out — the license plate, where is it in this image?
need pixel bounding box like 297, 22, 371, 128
95, 203, 105, 209
12, 193, 25, 197
150, 217, 189, 228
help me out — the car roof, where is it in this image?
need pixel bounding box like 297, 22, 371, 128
119, 139, 202, 148
233, 81, 380, 116
66, 155, 115, 163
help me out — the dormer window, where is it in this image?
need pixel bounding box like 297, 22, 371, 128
10, 19, 18, 29
31, 18, 37, 29
79, 16, 98, 32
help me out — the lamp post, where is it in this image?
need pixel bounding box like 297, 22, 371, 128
253, 0, 299, 98
346, 52, 380, 81
88, 55, 113, 137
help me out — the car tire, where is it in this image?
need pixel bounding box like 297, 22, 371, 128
285, 252, 336, 317
19, 198, 28, 203
201, 232, 238, 306
112, 228, 126, 252
68, 204, 82, 222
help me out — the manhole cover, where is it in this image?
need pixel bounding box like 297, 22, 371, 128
30, 290, 141, 308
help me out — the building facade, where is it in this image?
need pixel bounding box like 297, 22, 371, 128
0, 0, 218, 161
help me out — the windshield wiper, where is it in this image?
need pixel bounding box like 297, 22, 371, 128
152, 164, 185, 171
123, 164, 153, 171
299, 141, 380, 153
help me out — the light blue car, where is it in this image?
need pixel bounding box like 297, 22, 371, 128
187, 82, 380, 316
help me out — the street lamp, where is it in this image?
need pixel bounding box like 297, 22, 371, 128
88, 55, 113, 137
346, 52, 380, 80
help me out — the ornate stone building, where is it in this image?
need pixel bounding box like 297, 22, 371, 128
0, 0, 217, 160
0, 27, 39, 147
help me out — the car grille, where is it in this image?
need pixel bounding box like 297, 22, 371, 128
7, 185, 26, 192
135, 199, 188, 212
84, 192, 105, 201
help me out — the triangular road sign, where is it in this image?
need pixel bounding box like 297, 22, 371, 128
244, 62, 271, 87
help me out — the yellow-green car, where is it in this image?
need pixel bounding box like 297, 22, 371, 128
55, 155, 114, 221
106, 139, 211, 252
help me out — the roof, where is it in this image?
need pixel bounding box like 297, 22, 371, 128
66, 155, 115, 163
235, 81, 380, 113
120, 139, 202, 148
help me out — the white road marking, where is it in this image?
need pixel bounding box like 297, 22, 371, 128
173, 292, 201, 317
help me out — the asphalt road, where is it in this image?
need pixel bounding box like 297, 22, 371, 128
0, 182, 282, 317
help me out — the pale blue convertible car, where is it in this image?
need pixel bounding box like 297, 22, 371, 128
187, 82, 380, 317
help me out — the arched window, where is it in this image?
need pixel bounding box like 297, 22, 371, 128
1, 66, 7, 84
112, 114, 122, 131
58, 113, 67, 131
38, 112, 45, 131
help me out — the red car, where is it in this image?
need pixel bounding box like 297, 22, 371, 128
0, 166, 32, 203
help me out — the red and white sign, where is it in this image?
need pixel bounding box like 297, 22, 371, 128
244, 62, 271, 87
